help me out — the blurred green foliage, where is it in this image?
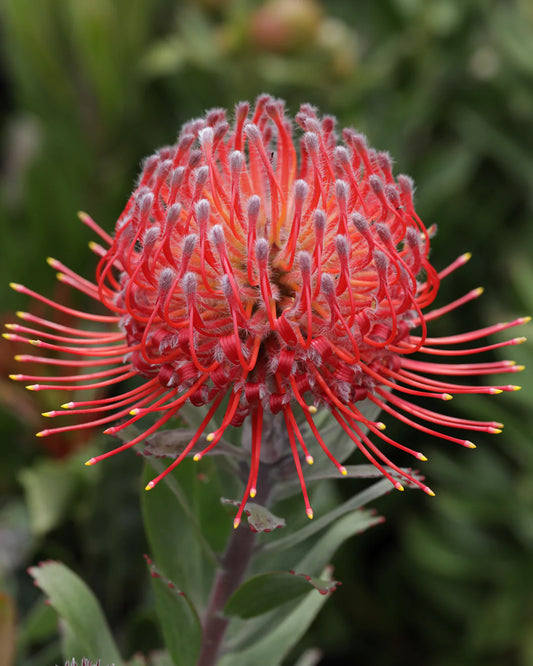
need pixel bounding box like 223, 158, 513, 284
0, 0, 532, 665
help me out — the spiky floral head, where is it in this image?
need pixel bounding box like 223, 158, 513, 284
6, 95, 527, 527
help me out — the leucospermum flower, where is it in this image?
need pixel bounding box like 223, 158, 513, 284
6, 96, 527, 527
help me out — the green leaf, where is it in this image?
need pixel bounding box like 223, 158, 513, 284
231, 511, 380, 654
141, 429, 243, 461
0, 499, 31, 570
18, 459, 79, 536
146, 558, 202, 666
272, 401, 387, 504
263, 478, 392, 554
278, 464, 401, 494
16, 599, 58, 648
18, 448, 100, 536
297, 509, 382, 575
28, 561, 123, 666
221, 499, 286, 533
218, 567, 335, 666
141, 459, 222, 609
224, 570, 339, 619
60, 618, 93, 665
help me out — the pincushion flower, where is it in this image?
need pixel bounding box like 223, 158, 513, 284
6, 95, 527, 527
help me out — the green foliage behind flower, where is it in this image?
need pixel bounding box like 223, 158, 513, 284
0, 1, 532, 665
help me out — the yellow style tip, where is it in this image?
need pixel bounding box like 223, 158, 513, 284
193, 453, 201, 462
475, 286, 484, 296
29, 339, 41, 346
377, 421, 386, 431
250, 488, 257, 498
443, 393, 453, 401
206, 433, 215, 442
511, 385, 522, 391
306, 508, 314, 520
339, 466, 347, 475
42, 411, 54, 417
129, 409, 139, 415
521, 316, 532, 324
61, 402, 74, 409
306, 455, 314, 465
5, 323, 16, 330
514, 365, 525, 372
462, 251, 472, 262
15, 311, 28, 319
465, 441, 477, 449
26, 384, 38, 391
9, 282, 22, 291
418, 453, 428, 462
395, 482, 405, 492
308, 405, 317, 414
36, 431, 45, 438
85, 458, 97, 466
233, 518, 241, 529
145, 481, 155, 491
425, 487, 436, 497
2, 333, 15, 340
8, 374, 21, 380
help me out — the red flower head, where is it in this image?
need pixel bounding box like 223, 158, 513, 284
6, 96, 527, 527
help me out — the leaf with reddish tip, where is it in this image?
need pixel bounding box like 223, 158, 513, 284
221, 498, 286, 532
224, 569, 339, 619
234, 509, 383, 655
141, 459, 231, 609
218, 567, 335, 666
28, 561, 123, 665
145, 558, 201, 666
299, 567, 341, 595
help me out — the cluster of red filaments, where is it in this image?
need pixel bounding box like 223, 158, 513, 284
6, 96, 527, 527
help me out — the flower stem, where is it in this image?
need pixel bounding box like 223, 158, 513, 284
196, 520, 257, 665
197, 465, 271, 666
